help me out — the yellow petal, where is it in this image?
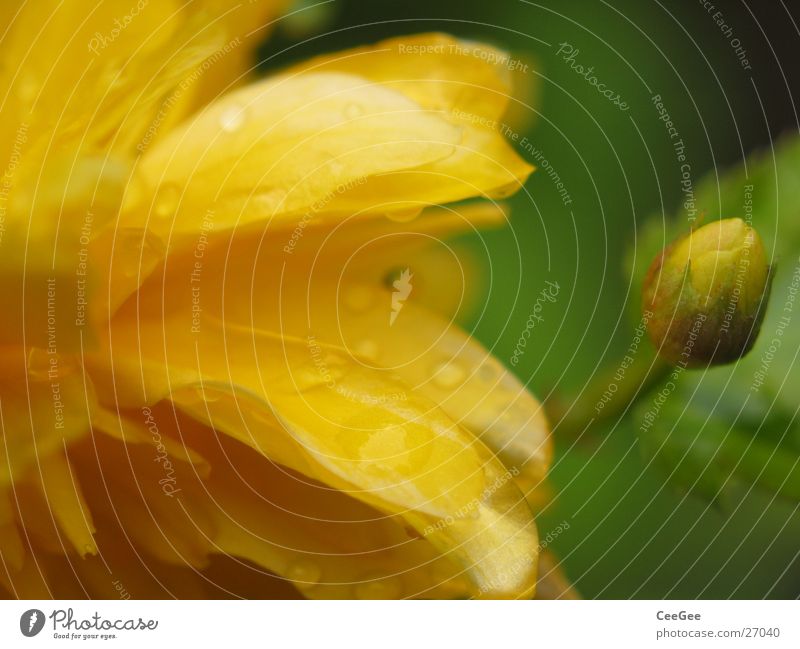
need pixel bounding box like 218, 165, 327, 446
286, 33, 514, 122
178, 414, 476, 599
278, 33, 535, 214
319, 124, 532, 212
282, 201, 507, 320
125, 209, 550, 487
88, 303, 539, 597
0, 155, 131, 351
0, 351, 91, 487
74, 428, 216, 569
179, 0, 292, 110
0, 555, 53, 599
102, 197, 551, 490
36, 450, 97, 557
0, 2, 268, 347
316, 295, 552, 489
0, 0, 262, 159
124, 33, 533, 239
536, 551, 581, 600
125, 71, 462, 236
70, 406, 488, 598
92, 405, 211, 477
0, 490, 25, 572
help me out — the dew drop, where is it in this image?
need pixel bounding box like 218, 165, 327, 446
324, 352, 346, 367
344, 103, 364, 120
343, 285, 375, 313
354, 576, 402, 599
196, 387, 223, 404
254, 188, 287, 216
286, 559, 322, 586
109, 73, 127, 91
486, 181, 520, 199
354, 339, 379, 362
477, 363, 499, 383
153, 183, 181, 218
18, 77, 39, 104
292, 356, 344, 391
26, 348, 52, 380
219, 105, 245, 133
432, 359, 466, 389
386, 207, 422, 223
116, 228, 165, 279
292, 367, 328, 391
103, 65, 128, 91
499, 401, 530, 428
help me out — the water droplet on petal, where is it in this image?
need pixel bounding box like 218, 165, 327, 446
353, 339, 379, 363
219, 105, 245, 133
432, 359, 466, 389
115, 228, 165, 279
386, 208, 422, 223
354, 576, 402, 599
486, 181, 520, 199
344, 103, 364, 120
196, 387, 223, 404
286, 559, 322, 586
109, 74, 127, 91
293, 354, 344, 392
324, 352, 346, 367
18, 77, 39, 104
499, 400, 530, 428
154, 183, 181, 218
102, 65, 128, 92
254, 188, 287, 216
26, 348, 52, 380
343, 285, 375, 313
477, 363, 499, 383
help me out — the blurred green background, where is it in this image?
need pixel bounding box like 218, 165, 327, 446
259, 0, 800, 598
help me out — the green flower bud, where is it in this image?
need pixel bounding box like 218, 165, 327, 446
642, 218, 772, 368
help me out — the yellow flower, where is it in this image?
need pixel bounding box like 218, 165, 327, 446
0, 2, 551, 599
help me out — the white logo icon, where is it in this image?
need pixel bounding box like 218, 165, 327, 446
390, 268, 413, 326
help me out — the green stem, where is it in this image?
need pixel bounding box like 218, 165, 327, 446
550, 343, 671, 438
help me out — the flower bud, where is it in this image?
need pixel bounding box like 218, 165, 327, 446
642, 218, 772, 367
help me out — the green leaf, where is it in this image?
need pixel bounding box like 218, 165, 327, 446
631, 134, 800, 502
